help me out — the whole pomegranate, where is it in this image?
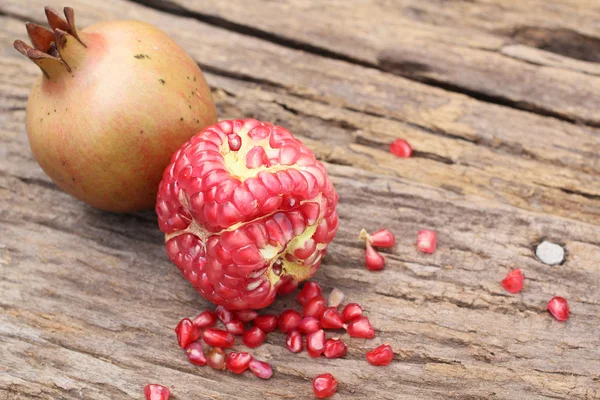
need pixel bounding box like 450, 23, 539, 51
157, 119, 339, 310
14, 7, 217, 212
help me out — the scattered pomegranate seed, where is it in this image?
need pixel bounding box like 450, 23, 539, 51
501, 269, 524, 293
225, 319, 246, 335
286, 330, 303, 353
253, 314, 278, 333
249, 359, 273, 379
346, 316, 375, 338
203, 328, 235, 348
389, 138, 412, 158
323, 338, 347, 359
312, 373, 338, 399
365, 242, 385, 271
185, 341, 207, 366
306, 329, 326, 357
144, 384, 170, 400
206, 346, 226, 370
341, 303, 363, 322
320, 307, 344, 329
226, 352, 253, 374
277, 278, 299, 295
215, 305, 233, 324
278, 310, 302, 333
368, 228, 396, 247
192, 310, 217, 329
243, 326, 266, 348
298, 281, 322, 306
298, 316, 321, 334
303, 296, 326, 318
417, 229, 437, 254
548, 296, 570, 321
327, 288, 345, 308
235, 310, 259, 323
174, 318, 201, 348
366, 344, 394, 366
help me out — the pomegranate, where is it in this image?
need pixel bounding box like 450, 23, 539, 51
13, 7, 217, 212
158, 119, 339, 310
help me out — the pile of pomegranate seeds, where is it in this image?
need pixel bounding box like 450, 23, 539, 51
416, 229, 437, 254
501, 269, 524, 293
389, 138, 413, 158
312, 373, 338, 398
359, 228, 396, 271
548, 296, 570, 321
144, 384, 170, 400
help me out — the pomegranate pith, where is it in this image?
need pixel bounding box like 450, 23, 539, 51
175, 318, 201, 348
253, 314, 278, 333
249, 359, 273, 379
298, 282, 323, 305
548, 296, 570, 321
417, 229, 437, 254
346, 316, 375, 338
192, 310, 217, 328
321, 307, 344, 329
286, 330, 304, 353
360, 228, 395, 247
226, 352, 253, 374
306, 329, 326, 357
312, 373, 338, 398
303, 296, 326, 318
327, 288, 345, 308
278, 310, 302, 333
323, 338, 347, 359
185, 341, 207, 366
243, 327, 266, 348
341, 303, 363, 322
501, 269, 524, 293
366, 344, 394, 366
144, 384, 171, 400
203, 328, 235, 348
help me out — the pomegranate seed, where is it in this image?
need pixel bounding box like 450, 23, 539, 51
320, 307, 344, 329
298, 316, 321, 334
203, 328, 235, 348
192, 310, 217, 328
253, 314, 278, 333
366, 344, 394, 366
278, 309, 302, 332
368, 228, 395, 247
389, 138, 412, 158
341, 303, 363, 322
286, 330, 303, 353
327, 288, 345, 308
346, 316, 375, 338
243, 326, 266, 348
249, 359, 273, 379
312, 373, 338, 399
225, 319, 245, 335
323, 338, 347, 358
144, 384, 170, 400
277, 278, 299, 295
365, 242, 385, 271
174, 318, 201, 348
303, 296, 326, 318
298, 281, 322, 306
215, 305, 233, 324
226, 352, 253, 374
206, 346, 226, 370
306, 329, 326, 357
548, 296, 570, 321
185, 341, 207, 366
417, 229, 437, 254
235, 309, 258, 322
501, 269, 524, 293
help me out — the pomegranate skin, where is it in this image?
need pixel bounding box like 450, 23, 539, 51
18, 8, 217, 212
157, 119, 339, 310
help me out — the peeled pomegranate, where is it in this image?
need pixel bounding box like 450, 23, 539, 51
14, 7, 217, 212
157, 119, 339, 310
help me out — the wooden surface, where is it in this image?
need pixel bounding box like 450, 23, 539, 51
1, 0, 600, 398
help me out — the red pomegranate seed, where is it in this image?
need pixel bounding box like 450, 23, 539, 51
365, 242, 385, 271
327, 288, 345, 308
320, 307, 344, 329
278, 309, 302, 333
303, 296, 326, 318
185, 341, 207, 366
323, 338, 347, 358
144, 384, 170, 400
501, 269, 524, 293
175, 318, 201, 348
286, 330, 303, 353
389, 138, 412, 158
235, 309, 258, 322
417, 229, 437, 254
548, 296, 570, 321
312, 373, 338, 399
277, 278, 299, 295
298, 281, 322, 306
366, 344, 394, 366
249, 359, 273, 379
341, 303, 363, 322
253, 314, 278, 333
306, 329, 326, 357
215, 305, 233, 324
225, 319, 245, 335
226, 352, 253, 374
192, 310, 217, 329
206, 346, 226, 370
368, 228, 395, 247
243, 326, 266, 348
203, 328, 235, 348
298, 316, 321, 334
346, 316, 375, 338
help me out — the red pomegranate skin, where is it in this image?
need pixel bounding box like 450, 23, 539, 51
157, 119, 339, 310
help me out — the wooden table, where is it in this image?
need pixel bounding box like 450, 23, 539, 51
2, 1, 599, 398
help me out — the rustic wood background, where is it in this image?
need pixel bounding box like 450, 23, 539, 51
1, 0, 600, 399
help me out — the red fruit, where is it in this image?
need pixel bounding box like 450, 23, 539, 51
359, 228, 395, 247
286, 330, 303, 353
14, 7, 217, 212
306, 329, 326, 357
203, 328, 235, 348
346, 316, 375, 338
365, 242, 385, 271
312, 373, 338, 399
235, 309, 258, 322
215, 305, 233, 324
276, 278, 299, 295
298, 316, 321, 334
501, 269, 524, 293
389, 139, 413, 158
206, 347, 226, 370
175, 318, 201, 348
417, 229, 437, 254
366, 344, 394, 366
226, 352, 253, 374
303, 296, 326, 318
243, 327, 266, 348
249, 359, 273, 379
323, 338, 347, 359
185, 341, 207, 366
327, 288, 345, 308
341, 303, 363, 322
253, 314, 278, 333
321, 307, 344, 329
298, 282, 323, 305
225, 319, 245, 335
144, 384, 170, 400
278, 310, 302, 333
548, 296, 570, 321
192, 310, 217, 328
